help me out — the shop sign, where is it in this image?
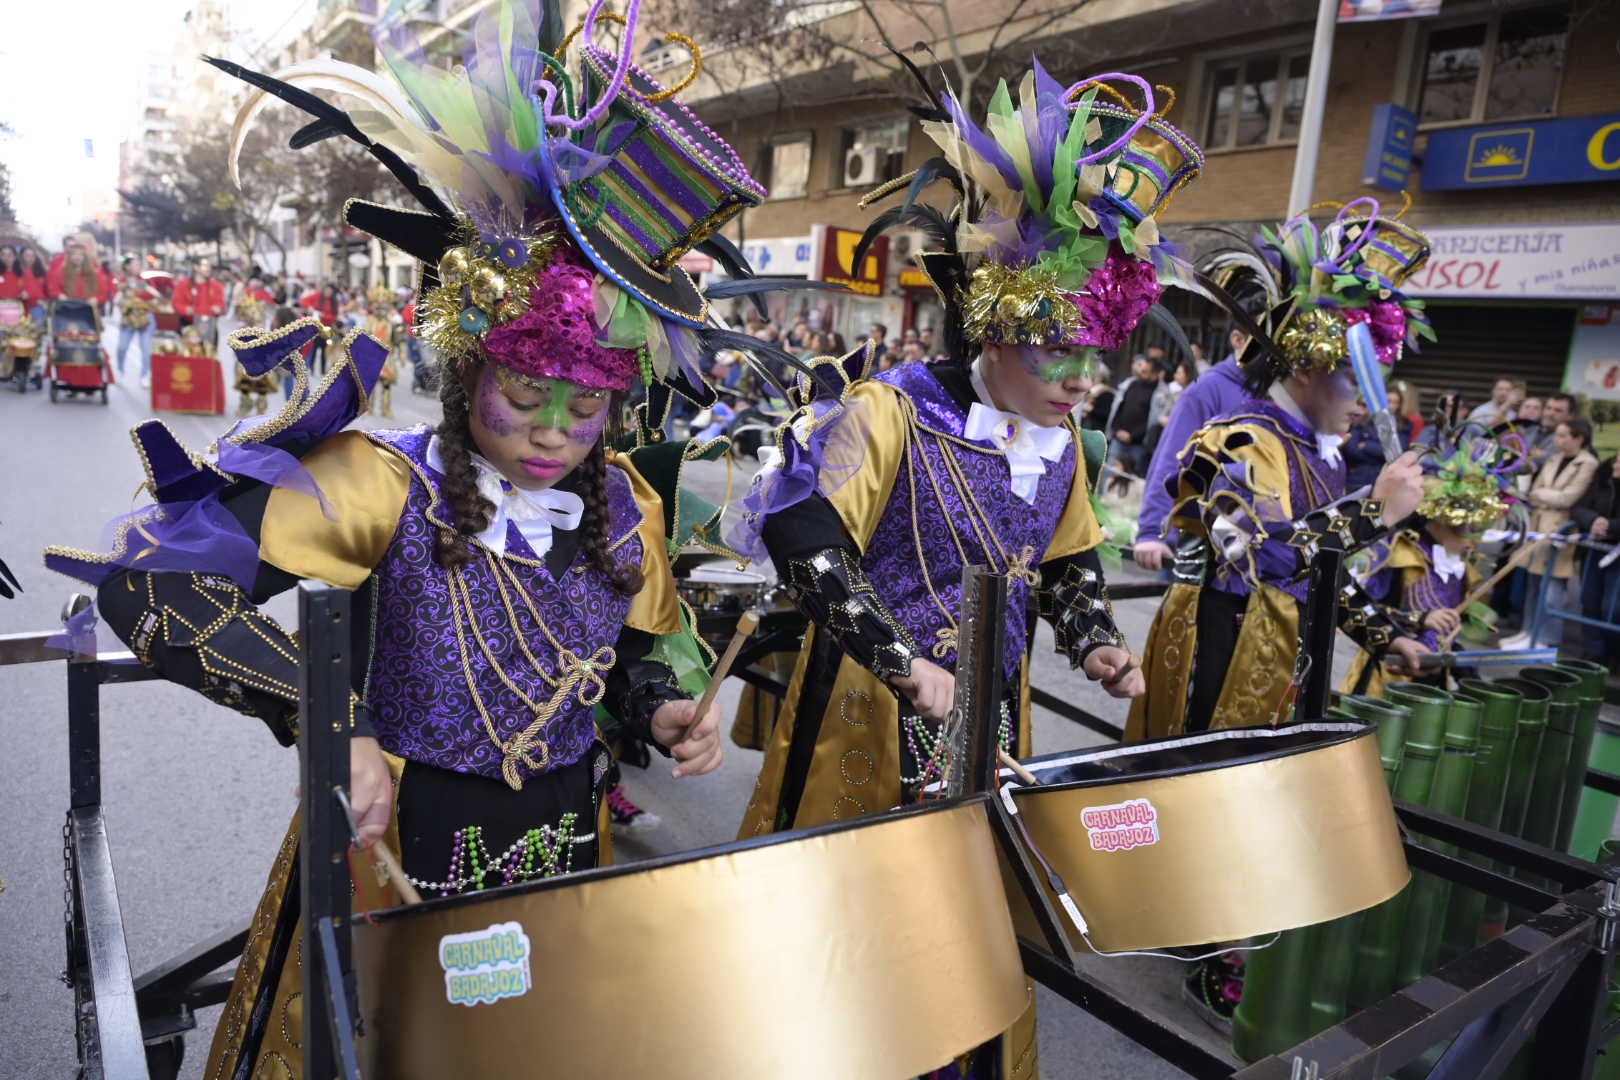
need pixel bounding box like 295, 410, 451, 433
815, 224, 888, 297
1403, 223, 1620, 301
1564, 304, 1620, 402
740, 236, 813, 275
1422, 112, 1620, 191
1361, 104, 1417, 192
899, 267, 933, 289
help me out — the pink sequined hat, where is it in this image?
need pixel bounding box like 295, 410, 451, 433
480, 247, 639, 391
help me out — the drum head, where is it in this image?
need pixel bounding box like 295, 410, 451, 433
682, 566, 766, 587
1000, 722, 1408, 952
353, 799, 1027, 1079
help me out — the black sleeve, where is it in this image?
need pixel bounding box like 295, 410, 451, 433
601, 626, 688, 757
1336, 575, 1417, 653
93, 480, 373, 744
759, 495, 920, 683
1038, 548, 1127, 669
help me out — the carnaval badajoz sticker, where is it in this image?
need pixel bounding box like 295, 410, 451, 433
439, 921, 532, 1007
1080, 797, 1161, 852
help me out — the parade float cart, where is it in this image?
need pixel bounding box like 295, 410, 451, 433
44, 299, 112, 405
10, 549, 1620, 1078
1, 298, 42, 392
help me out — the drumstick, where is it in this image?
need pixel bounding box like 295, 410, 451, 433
998, 748, 1041, 786
362, 837, 423, 906
684, 610, 760, 741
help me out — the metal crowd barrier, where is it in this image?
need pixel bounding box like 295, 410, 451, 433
1525, 529, 1620, 672
11, 564, 1620, 1079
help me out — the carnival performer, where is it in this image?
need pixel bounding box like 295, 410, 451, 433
368, 299, 399, 418
1128, 206, 1435, 744
1340, 431, 1523, 695
113, 255, 161, 383
48, 1, 808, 1073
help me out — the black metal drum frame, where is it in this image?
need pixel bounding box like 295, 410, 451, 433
7, 549, 1620, 1079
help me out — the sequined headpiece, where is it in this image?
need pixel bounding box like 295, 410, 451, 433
1418, 430, 1525, 531
1206, 198, 1435, 386
855, 63, 1203, 358
209, 0, 809, 412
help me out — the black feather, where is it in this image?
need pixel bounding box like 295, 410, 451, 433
289, 119, 341, 150
1143, 304, 1192, 359
698, 328, 839, 402
204, 56, 455, 221
696, 233, 754, 279
900, 156, 964, 211
851, 202, 954, 282
703, 277, 847, 299
344, 202, 459, 265
889, 45, 948, 121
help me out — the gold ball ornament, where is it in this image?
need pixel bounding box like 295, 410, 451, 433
438, 248, 471, 287
469, 266, 507, 309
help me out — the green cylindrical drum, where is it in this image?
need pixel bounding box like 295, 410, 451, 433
1439, 680, 1523, 961
1232, 928, 1316, 1061
1573, 718, 1620, 863
1519, 668, 1582, 854
1497, 679, 1551, 840
1348, 683, 1451, 1010
1340, 694, 1411, 787
1554, 658, 1607, 852
1394, 691, 1480, 988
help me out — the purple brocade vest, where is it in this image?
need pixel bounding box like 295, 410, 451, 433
1210, 402, 1348, 607
364, 429, 641, 784
861, 364, 1077, 677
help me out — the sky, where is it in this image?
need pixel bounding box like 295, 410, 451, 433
0, 0, 314, 247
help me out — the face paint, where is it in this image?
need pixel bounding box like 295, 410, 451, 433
488, 367, 607, 433
1016, 345, 1098, 383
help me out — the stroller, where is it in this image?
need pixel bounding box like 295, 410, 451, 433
1, 299, 42, 393
45, 299, 113, 404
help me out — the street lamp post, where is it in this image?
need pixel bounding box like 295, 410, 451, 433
1287, 0, 1341, 216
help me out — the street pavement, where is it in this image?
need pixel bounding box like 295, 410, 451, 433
0, 324, 1243, 1077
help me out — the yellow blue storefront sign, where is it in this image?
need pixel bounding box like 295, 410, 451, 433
1362, 104, 1417, 191
1423, 111, 1620, 190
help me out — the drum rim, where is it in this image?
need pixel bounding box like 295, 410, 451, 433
679, 566, 767, 584
1006, 720, 1372, 792
353, 792, 992, 925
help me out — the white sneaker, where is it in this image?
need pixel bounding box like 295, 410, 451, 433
1499, 632, 1532, 650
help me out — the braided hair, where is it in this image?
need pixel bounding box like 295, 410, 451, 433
433, 361, 644, 598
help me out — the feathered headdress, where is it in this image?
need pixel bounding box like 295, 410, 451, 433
1418, 428, 1526, 531
853, 62, 1203, 361
1201, 197, 1435, 391
208, 0, 818, 418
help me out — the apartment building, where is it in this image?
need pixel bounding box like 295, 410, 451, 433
680, 0, 1619, 402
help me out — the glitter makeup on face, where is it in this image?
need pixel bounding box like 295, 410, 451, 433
486, 366, 610, 436
1016, 345, 1098, 383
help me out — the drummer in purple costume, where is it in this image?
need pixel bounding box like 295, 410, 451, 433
45, 2, 815, 1073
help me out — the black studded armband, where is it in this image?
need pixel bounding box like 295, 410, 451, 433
1284, 496, 1391, 561
1336, 576, 1410, 653
603, 627, 688, 757
781, 547, 920, 683
1039, 549, 1128, 669
96, 568, 355, 746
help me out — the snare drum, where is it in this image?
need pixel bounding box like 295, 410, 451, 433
998, 721, 1408, 953
354, 799, 1026, 1079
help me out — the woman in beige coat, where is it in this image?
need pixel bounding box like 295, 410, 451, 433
1503, 418, 1600, 649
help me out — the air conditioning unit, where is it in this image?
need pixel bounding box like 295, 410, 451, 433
844, 146, 882, 187
890, 233, 916, 262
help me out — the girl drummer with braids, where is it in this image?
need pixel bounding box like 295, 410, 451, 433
47, 2, 811, 1073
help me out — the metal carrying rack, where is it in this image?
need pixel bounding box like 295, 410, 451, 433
7, 548, 1620, 1078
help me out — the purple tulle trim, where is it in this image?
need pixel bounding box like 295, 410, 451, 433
217, 440, 334, 519
482, 248, 640, 391
91, 497, 264, 592
727, 398, 867, 560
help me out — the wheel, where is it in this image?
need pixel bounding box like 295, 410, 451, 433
144, 1035, 185, 1080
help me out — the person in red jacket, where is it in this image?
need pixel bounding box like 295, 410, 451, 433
173, 259, 227, 347
48, 239, 109, 310
18, 247, 50, 323
298, 282, 340, 374
0, 245, 22, 301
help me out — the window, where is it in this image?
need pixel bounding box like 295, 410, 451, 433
1203, 50, 1311, 149
836, 117, 909, 188
1417, 5, 1567, 125
765, 135, 813, 200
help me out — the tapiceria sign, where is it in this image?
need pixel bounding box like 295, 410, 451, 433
1403, 223, 1620, 301
816, 224, 889, 297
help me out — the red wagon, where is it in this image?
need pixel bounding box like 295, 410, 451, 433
45, 299, 113, 404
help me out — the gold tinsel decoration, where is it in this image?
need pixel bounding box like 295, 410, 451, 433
418, 220, 563, 367
1418, 474, 1507, 530
1273, 306, 1349, 372
960, 262, 1081, 345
